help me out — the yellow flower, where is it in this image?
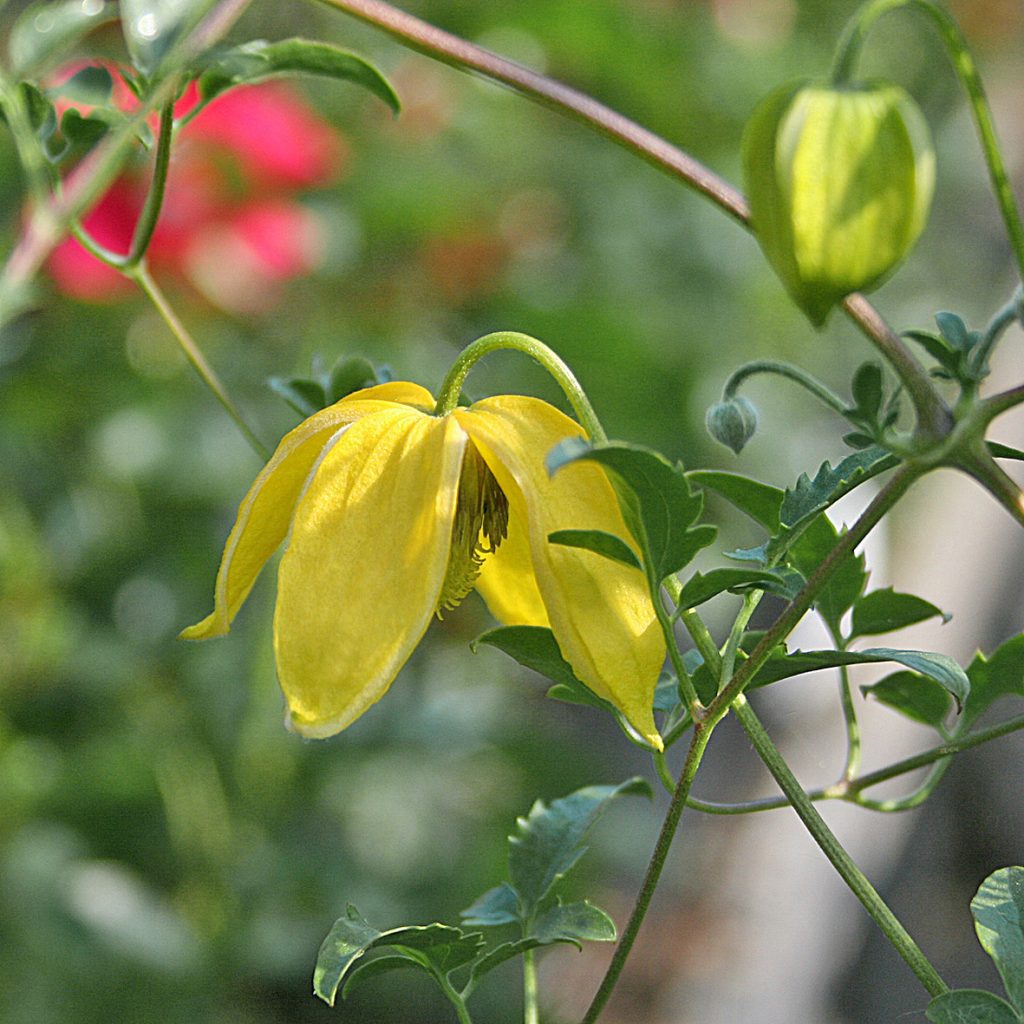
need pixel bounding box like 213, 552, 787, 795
182, 382, 665, 748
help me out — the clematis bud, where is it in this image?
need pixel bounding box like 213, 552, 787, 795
742, 80, 935, 326
706, 396, 758, 454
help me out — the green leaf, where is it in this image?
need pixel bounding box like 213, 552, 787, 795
675, 567, 798, 610
789, 514, 868, 634
850, 587, 948, 638
340, 954, 429, 999
862, 670, 952, 729
197, 38, 400, 113
964, 635, 1024, 727
120, 0, 208, 74
328, 355, 380, 403
972, 867, 1024, 1012
780, 446, 896, 531
926, 989, 1022, 1024
509, 779, 651, 914
313, 907, 482, 1006
851, 362, 883, 420
653, 672, 682, 712
548, 439, 710, 584
548, 529, 641, 570
935, 311, 974, 351
461, 883, 520, 927
990, 442, 1024, 463
751, 647, 969, 709
689, 470, 782, 531
533, 900, 616, 945
8, 0, 117, 76
267, 376, 327, 418
53, 65, 114, 106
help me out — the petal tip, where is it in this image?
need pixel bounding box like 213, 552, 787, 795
177, 612, 227, 641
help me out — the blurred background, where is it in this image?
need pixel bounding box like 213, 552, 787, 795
1, 1, 1023, 1021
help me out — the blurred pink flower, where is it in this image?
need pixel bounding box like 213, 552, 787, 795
48, 73, 346, 313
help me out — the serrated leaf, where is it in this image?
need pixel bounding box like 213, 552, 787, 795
752, 647, 969, 709
548, 529, 641, 570
509, 779, 651, 914
461, 883, 520, 928
534, 900, 616, 944
8, 0, 117, 76
268, 376, 327, 417
676, 567, 796, 610
313, 908, 482, 1006
964, 635, 1024, 727
340, 954, 429, 999
120, 0, 208, 74
926, 989, 1022, 1024
972, 867, 1024, 1012
780, 446, 895, 531
862, 670, 952, 729
548, 439, 707, 584
689, 470, 782, 531
197, 38, 399, 113
850, 587, 948, 638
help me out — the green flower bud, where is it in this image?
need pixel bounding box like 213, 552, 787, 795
706, 395, 758, 454
742, 80, 935, 326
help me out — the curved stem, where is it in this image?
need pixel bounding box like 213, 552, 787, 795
723, 360, 849, 416
970, 286, 1023, 382
733, 695, 947, 997
127, 96, 177, 268
129, 264, 270, 460
437, 971, 474, 1024
434, 331, 606, 441
580, 720, 715, 1024
312, 0, 749, 224
981, 383, 1024, 425
955, 444, 1024, 530
833, 0, 1024, 283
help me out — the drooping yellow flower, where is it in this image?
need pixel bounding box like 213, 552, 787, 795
181, 381, 665, 748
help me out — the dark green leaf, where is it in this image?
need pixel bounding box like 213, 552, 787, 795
964, 635, 1024, 727
548, 529, 641, 570
197, 39, 400, 113
8, 0, 117, 75
548, 439, 707, 583
384, 925, 484, 973
328, 355, 380, 403
904, 329, 959, 374
862, 670, 952, 729
752, 647, 969, 709
689, 470, 782, 531
851, 362, 883, 419
340, 954, 429, 999
268, 376, 327, 417
972, 867, 1024, 1012
58, 107, 119, 154
461, 883, 520, 928
789, 515, 868, 634
780, 447, 895, 531
473, 625, 599, 700
926, 990, 1021, 1024
850, 587, 948, 638
54, 65, 114, 106
935, 311, 973, 351
120, 0, 207, 74
676, 568, 797, 610
990, 443, 1024, 463
508, 779, 651, 914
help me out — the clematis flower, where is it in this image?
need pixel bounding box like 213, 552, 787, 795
182, 382, 665, 747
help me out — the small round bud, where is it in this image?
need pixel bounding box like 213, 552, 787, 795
742, 80, 935, 326
706, 396, 759, 454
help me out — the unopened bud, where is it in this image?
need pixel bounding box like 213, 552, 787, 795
706, 396, 759, 454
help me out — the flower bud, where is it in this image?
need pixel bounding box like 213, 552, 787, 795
706, 396, 758, 454
742, 80, 935, 326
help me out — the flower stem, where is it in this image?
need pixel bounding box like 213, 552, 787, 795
732, 695, 947, 996
434, 331, 606, 441
437, 972, 475, 1024
129, 263, 270, 461
722, 360, 849, 417
126, 97, 177, 268
523, 948, 539, 1024
833, 0, 1024, 284
579, 720, 716, 1024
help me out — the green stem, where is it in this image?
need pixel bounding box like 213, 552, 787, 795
129, 263, 270, 461
656, 583, 701, 717
127, 97, 177, 268
580, 721, 715, 1024
733, 695, 947, 996
970, 286, 1023, 383
437, 971, 474, 1024
833, 0, 1024, 283
434, 332, 606, 441
523, 947, 539, 1024
706, 464, 921, 725
723, 360, 849, 416
720, 590, 761, 687
981, 383, 1024, 425
954, 444, 1024, 530
836, 663, 862, 781
851, 759, 951, 812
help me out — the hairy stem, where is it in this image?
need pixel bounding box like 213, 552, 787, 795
723, 360, 849, 416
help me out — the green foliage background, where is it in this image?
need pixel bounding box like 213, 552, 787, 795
0, 1, 1021, 1021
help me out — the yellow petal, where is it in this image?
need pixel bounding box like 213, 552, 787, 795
180, 382, 435, 640
458, 398, 665, 749
474, 493, 549, 627
274, 407, 466, 738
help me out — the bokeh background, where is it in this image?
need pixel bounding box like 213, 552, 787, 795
1, 1, 1023, 1022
